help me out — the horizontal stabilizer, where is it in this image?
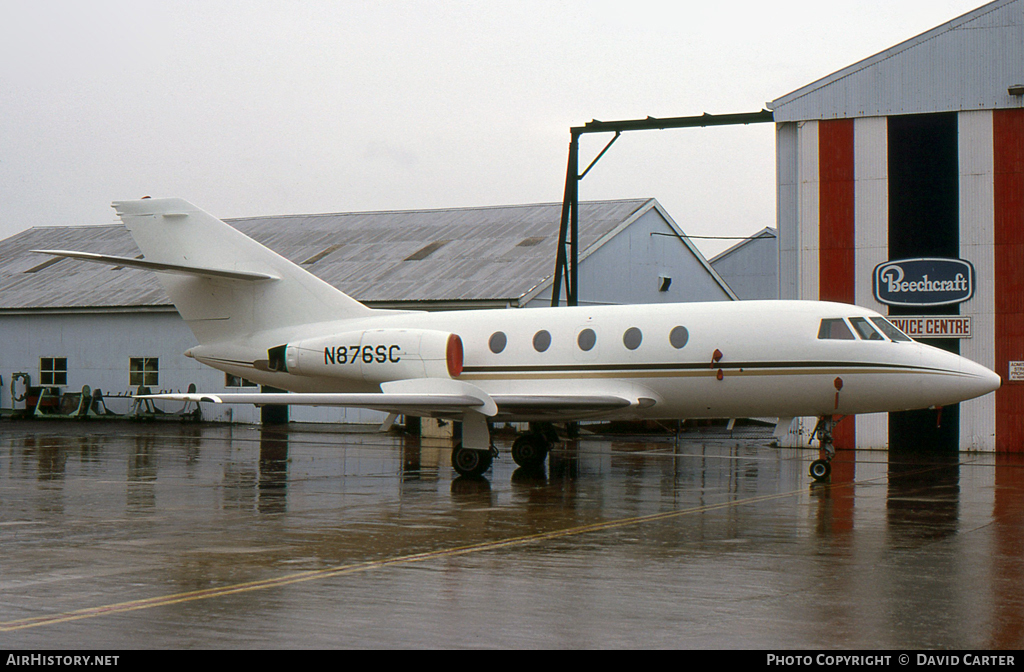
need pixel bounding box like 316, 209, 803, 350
31, 249, 279, 282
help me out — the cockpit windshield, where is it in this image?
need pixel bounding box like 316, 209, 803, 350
849, 317, 885, 340
818, 318, 855, 340
818, 316, 913, 342
869, 316, 913, 342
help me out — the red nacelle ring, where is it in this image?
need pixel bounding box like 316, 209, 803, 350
447, 334, 464, 377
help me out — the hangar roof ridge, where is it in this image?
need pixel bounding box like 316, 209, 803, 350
226, 197, 653, 222
0, 197, 721, 311
769, 0, 1021, 121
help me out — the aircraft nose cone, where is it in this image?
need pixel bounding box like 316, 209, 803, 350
960, 358, 1001, 400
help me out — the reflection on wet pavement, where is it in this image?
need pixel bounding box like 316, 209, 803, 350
0, 421, 1021, 649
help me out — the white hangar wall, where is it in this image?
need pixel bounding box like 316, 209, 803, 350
0, 312, 383, 423
0, 312, 252, 421
771, 0, 1024, 453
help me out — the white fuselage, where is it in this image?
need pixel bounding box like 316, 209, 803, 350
42, 199, 1001, 434
191, 299, 1001, 421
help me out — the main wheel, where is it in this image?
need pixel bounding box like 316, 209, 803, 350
451, 443, 493, 477
809, 458, 831, 482
511, 433, 549, 470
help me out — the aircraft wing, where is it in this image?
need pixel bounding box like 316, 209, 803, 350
137, 383, 635, 421
138, 378, 500, 418
139, 391, 491, 418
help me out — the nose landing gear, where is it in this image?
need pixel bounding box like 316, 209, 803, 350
809, 456, 832, 481
809, 415, 839, 482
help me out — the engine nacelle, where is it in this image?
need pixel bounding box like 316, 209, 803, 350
267, 329, 463, 384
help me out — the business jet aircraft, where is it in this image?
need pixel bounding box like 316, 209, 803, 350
35, 198, 1001, 481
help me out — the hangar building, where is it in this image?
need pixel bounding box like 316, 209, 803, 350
0, 198, 734, 423
709, 228, 779, 300
769, 0, 1024, 452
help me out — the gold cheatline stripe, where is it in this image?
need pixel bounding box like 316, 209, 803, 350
459, 366, 941, 381
1, 486, 823, 631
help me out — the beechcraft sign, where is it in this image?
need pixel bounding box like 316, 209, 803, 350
873, 258, 974, 307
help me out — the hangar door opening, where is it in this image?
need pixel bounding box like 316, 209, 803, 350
887, 112, 960, 453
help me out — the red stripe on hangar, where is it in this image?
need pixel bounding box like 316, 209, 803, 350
818, 119, 856, 454
994, 108, 1024, 452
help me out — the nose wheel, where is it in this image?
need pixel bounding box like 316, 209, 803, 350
809, 458, 832, 481
809, 416, 838, 482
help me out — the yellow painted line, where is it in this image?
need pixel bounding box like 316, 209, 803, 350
0, 485, 820, 632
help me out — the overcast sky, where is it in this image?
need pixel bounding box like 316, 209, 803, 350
0, 0, 986, 257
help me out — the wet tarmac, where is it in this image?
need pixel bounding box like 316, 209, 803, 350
1, 420, 1023, 650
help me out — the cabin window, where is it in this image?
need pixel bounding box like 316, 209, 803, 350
623, 327, 643, 350
849, 317, 884, 341
669, 326, 689, 349
577, 328, 596, 351
533, 330, 551, 353
818, 319, 855, 340
489, 331, 507, 354
870, 317, 913, 342
40, 358, 67, 386
130, 357, 159, 387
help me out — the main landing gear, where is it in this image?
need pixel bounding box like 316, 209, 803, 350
451, 410, 498, 478
809, 415, 838, 482
450, 422, 559, 477
451, 442, 498, 478
510, 423, 558, 471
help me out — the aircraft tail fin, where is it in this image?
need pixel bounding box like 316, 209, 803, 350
112, 198, 374, 344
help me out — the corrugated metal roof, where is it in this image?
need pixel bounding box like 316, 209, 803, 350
0, 199, 660, 311
769, 0, 1024, 122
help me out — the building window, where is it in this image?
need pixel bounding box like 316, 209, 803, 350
226, 374, 258, 387
40, 358, 67, 386
130, 358, 159, 387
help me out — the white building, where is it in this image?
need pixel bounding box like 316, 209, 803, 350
709, 228, 779, 300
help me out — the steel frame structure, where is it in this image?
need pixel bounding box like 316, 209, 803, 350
551, 110, 774, 307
